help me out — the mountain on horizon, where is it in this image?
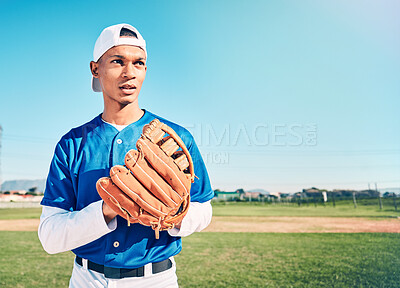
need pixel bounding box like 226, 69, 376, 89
1, 179, 46, 192
248, 188, 270, 195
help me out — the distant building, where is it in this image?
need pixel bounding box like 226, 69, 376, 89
214, 189, 267, 201
302, 187, 329, 198
243, 192, 262, 199
0, 190, 43, 202
213, 190, 240, 200
9, 190, 27, 195
268, 192, 281, 199
332, 189, 379, 198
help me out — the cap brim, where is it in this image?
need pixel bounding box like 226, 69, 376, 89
92, 77, 102, 92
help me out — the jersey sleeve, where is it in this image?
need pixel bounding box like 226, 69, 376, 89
40, 138, 77, 211
187, 137, 214, 203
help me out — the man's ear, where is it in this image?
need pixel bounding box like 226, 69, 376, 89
90, 61, 99, 78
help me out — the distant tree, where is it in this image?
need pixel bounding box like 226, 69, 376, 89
383, 192, 395, 198
236, 188, 245, 194
28, 187, 38, 193
26, 187, 39, 195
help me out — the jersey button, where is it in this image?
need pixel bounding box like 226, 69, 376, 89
113, 241, 120, 248
116, 139, 123, 144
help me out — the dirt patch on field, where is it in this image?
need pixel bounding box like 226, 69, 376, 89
0, 219, 40, 231
204, 216, 400, 233
0, 217, 398, 233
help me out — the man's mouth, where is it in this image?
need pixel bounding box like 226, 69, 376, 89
119, 83, 137, 93
120, 84, 136, 89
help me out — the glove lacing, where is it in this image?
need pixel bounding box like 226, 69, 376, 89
150, 217, 163, 239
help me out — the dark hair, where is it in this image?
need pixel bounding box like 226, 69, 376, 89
120, 28, 137, 38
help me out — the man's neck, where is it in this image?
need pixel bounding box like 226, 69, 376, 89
102, 103, 144, 125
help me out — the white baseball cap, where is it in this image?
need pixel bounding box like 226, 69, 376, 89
92, 23, 147, 92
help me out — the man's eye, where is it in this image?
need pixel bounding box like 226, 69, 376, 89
112, 59, 123, 65
135, 61, 145, 66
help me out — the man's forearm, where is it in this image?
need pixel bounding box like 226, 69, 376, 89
168, 200, 212, 237
38, 200, 117, 254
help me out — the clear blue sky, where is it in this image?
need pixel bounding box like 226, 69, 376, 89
0, 0, 399, 192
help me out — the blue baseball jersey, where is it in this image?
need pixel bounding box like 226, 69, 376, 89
41, 110, 214, 268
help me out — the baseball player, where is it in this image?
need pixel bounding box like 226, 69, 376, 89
38, 23, 214, 288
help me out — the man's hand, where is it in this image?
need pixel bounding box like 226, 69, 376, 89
102, 201, 118, 224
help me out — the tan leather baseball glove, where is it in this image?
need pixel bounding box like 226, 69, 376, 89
96, 119, 195, 239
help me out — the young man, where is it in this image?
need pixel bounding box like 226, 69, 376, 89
38, 24, 214, 288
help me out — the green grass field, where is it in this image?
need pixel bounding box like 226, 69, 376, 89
176, 233, 400, 287
212, 201, 400, 218
0, 208, 43, 220
0, 231, 399, 287
0, 203, 399, 287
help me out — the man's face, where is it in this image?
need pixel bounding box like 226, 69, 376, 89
91, 45, 147, 106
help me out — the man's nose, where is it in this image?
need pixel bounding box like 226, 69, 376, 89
123, 63, 136, 78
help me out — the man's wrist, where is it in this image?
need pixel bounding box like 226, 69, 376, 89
102, 201, 118, 224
